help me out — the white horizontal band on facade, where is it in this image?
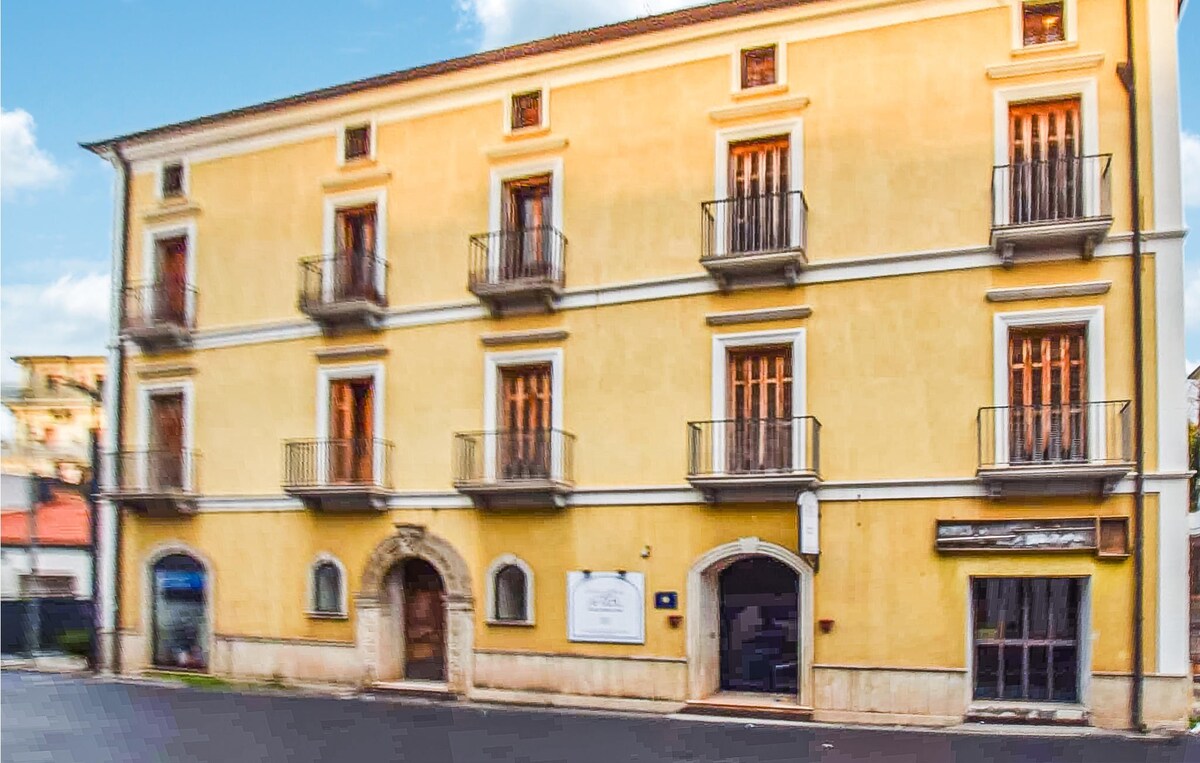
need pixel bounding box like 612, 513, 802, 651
185, 472, 1190, 513
123, 231, 1186, 358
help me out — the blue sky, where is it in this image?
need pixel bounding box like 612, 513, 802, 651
1, 0, 1197, 392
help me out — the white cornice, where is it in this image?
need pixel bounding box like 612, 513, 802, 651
984, 280, 1112, 303
484, 135, 569, 161
985, 51, 1105, 80
708, 95, 810, 123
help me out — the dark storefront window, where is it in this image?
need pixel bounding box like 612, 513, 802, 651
972, 577, 1082, 702
152, 554, 208, 670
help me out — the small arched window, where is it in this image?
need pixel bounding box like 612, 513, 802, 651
311, 560, 343, 616
494, 564, 528, 622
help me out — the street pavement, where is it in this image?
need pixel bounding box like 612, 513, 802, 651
2, 671, 1198, 763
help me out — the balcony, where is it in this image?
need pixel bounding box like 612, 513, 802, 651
282, 438, 394, 511
468, 227, 567, 315
977, 401, 1133, 497
991, 154, 1113, 264
297, 252, 388, 331
121, 281, 196, 351
452, 429, 575, 508
104, 449, 199, 516
700, 190, 808, 290
687, 416, 821, 502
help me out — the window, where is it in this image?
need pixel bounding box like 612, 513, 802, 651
499, 364, 552, 479
1007, 99, 1083, 225
148, 391, 185, 490
726, 346, 793, 472
1022, 1, 1065, 46
740, 45, 777, 89
494, 565, 528, 621
311, 560, 344, 616
727, 136, 791, 254
161, 162, 185, 198
501, 174, 553, 279
153, 235, 190, 325
1008, 325, 1087, 463
329, 378, 374, 483
332, 205, 380, 301
973, 577, 1082, 702
510, 90, 542, 131
343, 124, 371, 161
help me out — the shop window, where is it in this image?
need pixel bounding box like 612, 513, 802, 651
152, 553, 207, 670
972, 577, 1082, 702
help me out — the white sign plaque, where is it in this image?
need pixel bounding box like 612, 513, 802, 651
567, 571, 645, 644
798, 491, 820, 556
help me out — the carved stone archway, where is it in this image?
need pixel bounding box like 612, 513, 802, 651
686, 536, 814, 706
356, 524, 474, 693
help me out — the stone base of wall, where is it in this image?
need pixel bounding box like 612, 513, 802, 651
814, 665, 970, 720
473, 649, 688, 701
470, 687, 685, 714
1088, 674, 1191, 732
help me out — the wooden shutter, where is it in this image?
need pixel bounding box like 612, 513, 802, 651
330, 380, 354, 482
726, 347, 792, 472
511, 91, 542, 131
728, 136, 790, 254
334, 206, 377, 299
149, 393, 184, 488
740, 45, 777, 89
501, 175, 552, 278
1008, 99, 1082, 224
157, 237, 188, 324
1008, 326, 1087, 463
499, 364, 553, 478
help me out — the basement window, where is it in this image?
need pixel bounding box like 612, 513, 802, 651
161, 162, 185, 198
343, 124, 372, 162
510, 90, 543, 131
740, 45, 777, 90
1022, 1, 1065, 46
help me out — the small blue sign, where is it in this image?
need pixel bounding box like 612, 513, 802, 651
157, 571, 205, 592
654, 591, 677, 610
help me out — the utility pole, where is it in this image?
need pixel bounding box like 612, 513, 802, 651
24, 474, 46, 658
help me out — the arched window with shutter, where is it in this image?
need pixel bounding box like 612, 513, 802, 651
308, 555, 347, 618
486, 554, 534, 625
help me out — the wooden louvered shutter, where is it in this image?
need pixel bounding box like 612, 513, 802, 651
728, 136, 790, 254
330, 380, 354, 482
1008, 99, 1082, 224
726, 347, 792, 472
157, 237, 188, 324
355, 382, 374, 481
150, 393, 184, 489
499, 364, 553, 479
1008, 326, 1087, 463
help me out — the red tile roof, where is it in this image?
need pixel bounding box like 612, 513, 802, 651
1, 488, 91, 547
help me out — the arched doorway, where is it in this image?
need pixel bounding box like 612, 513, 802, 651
357, 525, 474, 693
687, 537, 813, 706
150, 553, 208, 671
718, 557, 798, 693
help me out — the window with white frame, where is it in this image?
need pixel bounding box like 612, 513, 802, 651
309, 556, 346, 616
487, 554, 534, 624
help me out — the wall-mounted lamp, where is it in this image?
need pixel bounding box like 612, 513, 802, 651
818, 619, 835, 634
667, 615, 683, 629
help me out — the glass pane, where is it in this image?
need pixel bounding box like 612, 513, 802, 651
1052, 646, 1078, 702
1050, 579, 1077, 639
974, 645, 1000, 699
998, 579, 1021, 640
1028, 578, 1050, 639
1027, 646, 1049, 701
1002, 645, 1024, 700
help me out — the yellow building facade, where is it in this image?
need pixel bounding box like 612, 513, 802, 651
85, 0, 1191, 730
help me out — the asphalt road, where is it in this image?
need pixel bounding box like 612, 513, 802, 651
2, 671, 1198, 763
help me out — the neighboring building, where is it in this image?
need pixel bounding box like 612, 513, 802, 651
1, 356, 106, 479
1, 480, 93, 601
83, 0, 1189, 730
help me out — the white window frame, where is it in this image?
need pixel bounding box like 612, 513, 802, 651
483, 348, 564, 482
712, 119, 805, 257
155, 159, 189, 201
730, 40, 787, 94
710, 328, 807, 474
321, 187, 387, 301
142, 220, 198, 324
992, 305, 1106, 464
136, 380, 195, 492
992, 78, 1101, 225
306, 553, 349, 619
486, 157, 564, 282
485, 553, 535, 626
336, 119, 377, 166
1011, 0, 1078, 51
502, 85, 550, 135
315, 362, 386, 487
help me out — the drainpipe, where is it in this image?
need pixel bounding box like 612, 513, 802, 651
104, 144, 131, 675
1117, 0, 1146, 733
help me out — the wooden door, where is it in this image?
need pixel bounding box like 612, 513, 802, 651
728, 136, 790, 254
1008, 99, 1082, 224
334, 205, 377, 300
403, 559, 446, 681
156, 237, 188, 324
726, 346, 792, 472
149, 393, 184, 489
502, 175, 552, 279
1008, 326, 1087, 463
330, 379, 373, 482
499, 364, 552, 479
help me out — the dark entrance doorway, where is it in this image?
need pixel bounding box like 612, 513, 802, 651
719, 557, 798, 693
402, 559, 446, 681
151, 553, 207, 671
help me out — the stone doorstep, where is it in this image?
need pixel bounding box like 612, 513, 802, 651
964, 701, 1089, 726
683, 693, 814, 722
367, 680, 457, 701
0, 655, 89, 673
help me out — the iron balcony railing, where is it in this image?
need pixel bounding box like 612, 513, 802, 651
109, 449, 200, 493
297, 251, 388, 311
453, 429, 576, 485
977, 401, 1132, 470
122, 280, 196, 332
992, 154, 1112, 228
468, 227, 567, 291
282, 438, 394, 489
701, 190, 808, 261
687, 416, 820, 478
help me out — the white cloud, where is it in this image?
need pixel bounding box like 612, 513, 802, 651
458, 0, 710, 50
1182, 131, 1200, 209
0, 273, 110, 381
1, 108, 65, 197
